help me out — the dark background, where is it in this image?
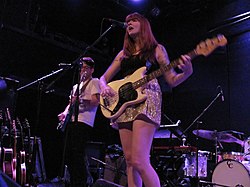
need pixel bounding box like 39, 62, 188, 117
0, 0, 250, 180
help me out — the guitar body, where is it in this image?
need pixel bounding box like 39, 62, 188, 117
19, 151, 27, 186
12, 157, 17, 181
2, 147, 13, 178
100, 67, 147, 119
58, 104, 74, 132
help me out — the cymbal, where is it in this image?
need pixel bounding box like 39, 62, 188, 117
220, 130, 246, 139
192, 129, 243, 145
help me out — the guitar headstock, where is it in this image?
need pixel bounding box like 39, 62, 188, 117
16, 117, 21, 127
195, 34, 227, 57
23, 118, 30, 129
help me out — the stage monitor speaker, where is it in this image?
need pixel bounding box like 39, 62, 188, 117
93, 178, 124, 187
0, 170, 21, 187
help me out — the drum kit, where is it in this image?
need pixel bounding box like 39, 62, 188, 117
153, 127, 250, 186
191, 129, 250, 187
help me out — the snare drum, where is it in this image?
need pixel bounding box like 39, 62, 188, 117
212, 160, 250, 187
183, 150, 210, 178
217, 151, 244, 162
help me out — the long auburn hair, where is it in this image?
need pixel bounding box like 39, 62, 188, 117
123, 12, 158, 63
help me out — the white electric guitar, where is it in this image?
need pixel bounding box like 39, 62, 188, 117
100, 34, 228, 120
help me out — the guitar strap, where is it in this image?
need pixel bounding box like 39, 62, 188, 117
79, 78, 92, 95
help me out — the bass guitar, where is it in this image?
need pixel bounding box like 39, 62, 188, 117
100, 34, 227, 119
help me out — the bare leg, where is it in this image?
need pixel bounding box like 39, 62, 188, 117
131, 119, 160, 187
119, 119, 160, 187
119, 128, 142, 187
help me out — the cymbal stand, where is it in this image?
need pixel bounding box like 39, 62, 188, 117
180, 86, 224, 186
213, 130, 223, 164
214, 132, 219, 166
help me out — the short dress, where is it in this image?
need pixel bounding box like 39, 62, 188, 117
112, 55, 162, 128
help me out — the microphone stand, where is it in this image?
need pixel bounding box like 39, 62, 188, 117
69, 24, 117, 125
17, 68, 65, 185
58, 24, 118, 180
180, 88, 223, 187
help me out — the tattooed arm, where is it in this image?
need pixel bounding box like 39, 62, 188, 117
155, 44, 193, 88
100, 50, 123, 97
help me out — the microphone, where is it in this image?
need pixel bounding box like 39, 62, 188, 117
104, 18, 128, 29
58, 63, 73, 67
219, 86, 225, 102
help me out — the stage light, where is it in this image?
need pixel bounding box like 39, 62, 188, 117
130, 0, 143, 3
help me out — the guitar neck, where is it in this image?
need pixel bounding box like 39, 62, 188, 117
132, 50, 197, 89
12, 120, 17, 158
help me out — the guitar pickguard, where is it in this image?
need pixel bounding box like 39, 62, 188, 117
112, 82, 138, 114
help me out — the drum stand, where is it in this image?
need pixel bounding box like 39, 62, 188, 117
213, 130, 224, 164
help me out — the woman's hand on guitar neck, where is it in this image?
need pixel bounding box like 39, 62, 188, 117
177, 55, 193, 76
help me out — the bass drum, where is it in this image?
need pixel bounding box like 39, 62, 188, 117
212, 159, 250, 187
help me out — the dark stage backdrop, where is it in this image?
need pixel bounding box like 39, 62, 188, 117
0, 0, 250, 180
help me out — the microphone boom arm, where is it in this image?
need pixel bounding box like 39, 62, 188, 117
181, 88, 223, 137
